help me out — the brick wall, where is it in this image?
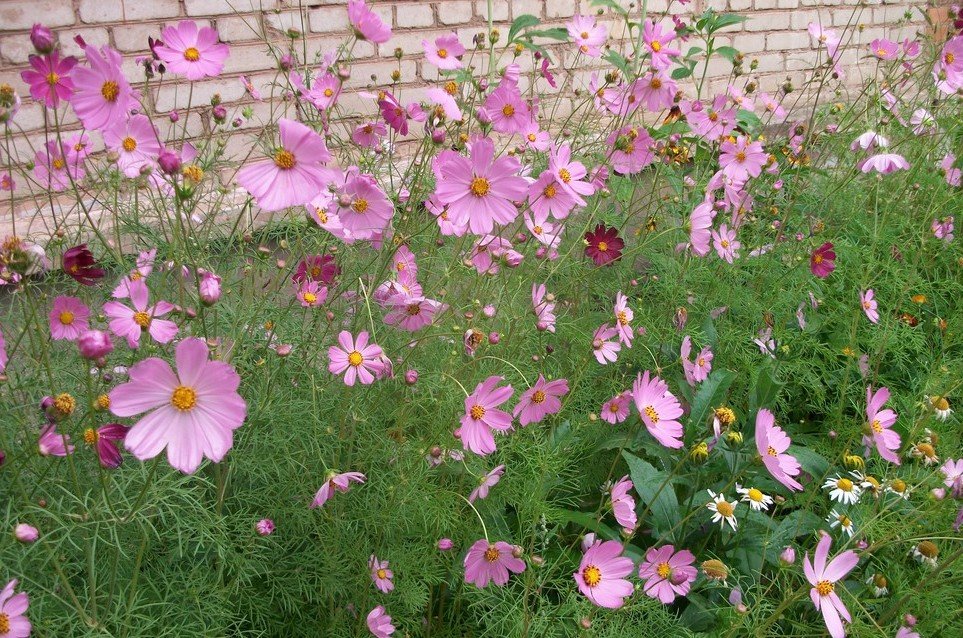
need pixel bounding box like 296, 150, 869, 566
0, 0, 939, 234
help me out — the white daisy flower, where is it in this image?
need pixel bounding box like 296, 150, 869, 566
850, 471, 882, 497
706, 490, 739, 531
827, 509, 855, 538
866, 572, 889, 597
929, 395, 952, 422
823, 475, 862, 505
736, 485, 773, 512
884, 477, 911, 500
911, 541, 938, 568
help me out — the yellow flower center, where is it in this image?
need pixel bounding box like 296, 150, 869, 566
836, 478, 854, 492
351, 198, 369, 214
543, 183, 557, 198
130, 272, 142, 281
617, 310, 628, 325
721, 239, 730, 249
303, 292, 317, 304
171, 385, 197, 411
643, 405, 659, 423
816, 580, 834, 596
656, 562, 672, 578
527, 133, 537, 142
54, 393, 76, 415
97, 394, 110, 409
651, 40, 662, 52
837, 514, 851, 527
59, 310, 75, 325
348, 351, 364, 367
437, 48, 448, 58
46, 72, 60, 85
531, 390, 546, 404
484, 545, 500, 562
558, 168, 571, 183
582, 564, 602, 587
609, 403, 620, 413
747, 488, 764, 502
133, 311, 151, 328
876, 48, 888, 57
274, 149, 296, 170
871, 419, 882, 434
470, 177, 490, 197
52, 157, 66, 170
735, 151, 746, 162
863, 300, 872, 309
101, 80, 120, 102
323, 88, 334, 97
182, 165, 204, 182
813, 254, 823, 264
183, 47, 201, 62
580, 31, 589, 39
891, 478, 906, 492
376, 568, 387, 579
501, 104, 515, 117
84, 427, 98, 445
444, 80, 458, 95
122, 136, 137, 152
597, 241, 608, 252
0, 612, 9, 633
470, 404, 486, 420
715, 500, 734, 517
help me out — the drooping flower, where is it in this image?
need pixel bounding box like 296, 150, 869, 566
680, 336, 713, 386
574, 540, 635, 608
69, 45, 137, 131
610, 475, 637, 533
632, 371, 684, 448
49, 295, 90, 341
348, 0, 392, 43
810, 242, 836, 278
423, 33, 464, 69
601, 392, 631, 424
62, 244, 104, 285
688, 198, 715, 256
311, 471, 365, 508
706, 490, 739, 530
84, 423, 128, 469
592, 324, 621, 365
469, 464, 504, 502
803, 533, 859, 638
755, 408, 803, 491
613, 292, 633, 347
20, 51, 76, 108
366, 605, 395, 638
103, 114, 162, 178
154, 21, 229, 80
108, 337, 246, 474
638, 544, 697, 604
0, 578, 31, 638
38, 423, 73, 457
532, 283, 557, 333
513, 375, 568, 426
940, 458, 963, 498
328, 330, 385, 386
861, 153, 910, 174
236, 118, 331, 212
369, 555, 395, 593
455, 376, 514, 456
464, 539, 526, 587
566, 14, 607, 57
864, 386, 901, 464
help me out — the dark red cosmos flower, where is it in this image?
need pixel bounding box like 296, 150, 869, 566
584, 224, 624, 266
293, 254, 340, 285
62, 244, 105, 285
810, 242, 836, 278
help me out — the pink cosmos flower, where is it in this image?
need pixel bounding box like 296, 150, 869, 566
810, 242, 836, 278
613, 292, 633, 347
49, 295, 90, 340
513, 375, 569, 426
291, 71, 341, 111
637, 72, 677, 112
113, 249, 157, 298
601, 392, 631, 424
464, 539, 526, 587
688, 198, 715, 256
108, 338, 246, 473
727, 84, 755, 111
941, 153, 962, 187
528, 172, 577, 220
34, 141, 82, 192
103, 114, 161, 178
69, 45, 137, 132
683, 96, 737, 141
424, 33, 464, 69
433, 137, 527, 235
870, 38, 899, 60
860, 289, 879, 324
469, 464, 504, 502
352, 121, 387, 148
681, 336, 713, 386
941, 458, 963, 498
608, 126, 655, 175
366, 605, 395, 638
712, 224, 740, 263
85, 423, 129, 469
532, 283, 557, 333
0, 578, 31, 638
755, 408, 803, 491
574, 540, 635, 608
758, 92, 788, 122
470, 236, 519, 275
328, 170, 393, 240
720, 136, 767, 181
425, 87, 462, 121
633, 371, 684, 448
567, 15, 607, 57
348, 0, 392, 43
38, 423, 73, 457
592, 324, 622, 365
860, 153, 910, 174
103, 279, 177, 348
522, 121, 551, 151
610, 475, 637, 533
549, 144, 596, 205
483, 85, 532, 135
21, 51, 76, 108
932, 216, 955, 242
154, 21, 229, 80
851, 130, 889, 152
293, 254, 339, 285
369, 555, 394, 593
910, 108, 937, 136
328, 330, 385, 386
296, 280, 327, 308
638, 544, 697, 604
864, 386, 901, 465
378, 92, 423, 135
237, 118, 331, 212
642, 19, 681, 70
803, 533, 859, 638
456, 376, 514, 456
311, 471, 365, 508
383, 295, 446, 331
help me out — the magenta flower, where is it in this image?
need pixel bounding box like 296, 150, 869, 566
720, 136, 767, 181
62, 244, 104, 285
330, 170, 393, 239
610, 475, 637, 533
20, 51, 76, 108
352, 121, 387, 148
103, 279, 177, 348
642, 19, 681, 70
601, 392, 631, 424
38, 423, 73, 457
328, 331, 385, 386
803, 534, 859, 638
48, 295, 89, 341
549, 144, 595, 205
464, 539, 526, 587
84, 423, 129, 469
932, 216, 955, 242
384, 295, 446, 332
574, 540, 635, 608
513, 375, 569, 426
311, 471, 365, 508
861, 153, 910, 175
864, 386, 901, 464
296, 280, 327, 308
860, 289, 879, 324
870, 38, 899, 60
424, 33, 464, 69
607, 125, 655, 175
348, 0, 392, 43
567, 15, 607, 57
0, 578, 31, 638
592, 324, 622, 365
638, 544, 697, 604
237, 118, 331, 212
712, 224, 740, 263
154, 21, 229, 80
456, 376, 514, 456
469, 464, 504, 502
613, 292, 634, 347
632, 371, 684, 449
755, 408, 803, 491
483, 85, 532, 135
532, 283, 557, 333
810, 242, 836, 278
109, 337, 246, 474
366, 605, 395, 638
293, 254, 339, 285
255, 519, 275, 536
69, 45, 137, 132
103, 114, 161, 178
77, 330, 112, 360
680, 336, 713, 386
369, 555, 395, 593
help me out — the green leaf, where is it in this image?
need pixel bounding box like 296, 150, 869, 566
749, 365, 783, 414
714, 46, 740, 63
554, 508, 621, 542
737, 108, 762, 132
671, 66, 693, 80
508, 14, 541, 43
523, 28, 569, 41
602, 50, 630, 76
789, 445, 830, 479
590, 0, 628, 15
689, 369, 737, 432
708, 13, 748, 34
622, 451, 680, 537
685, 46, 704, 59
680, 592, 717, 632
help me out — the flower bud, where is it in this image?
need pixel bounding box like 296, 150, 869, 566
255, 519, 275, 536
437, 538, 454, 551
488, 332, 500, 345
404, 369, 419, 385
197, 269, 222, 306
78, 330, 113, 360
14, 523, 39, 543
30, 24, 55, 54
780, 546, 796, 565
157, 150, 181, 175
701, 559, 729, 582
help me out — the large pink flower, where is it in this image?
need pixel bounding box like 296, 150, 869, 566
0, 578, 31, 638
607, 126, 655, 175
366, 605, 395, 638
433, 137, 528, 235
567, 15, 607, 57
513, 375, 568, 426
102, 279, 178, 348
455, 376, 514, 456
348, 0, 392, 43
20, 51, 76, 108
803, 534, 859, 638
864, 386, 901, 464
720, 136, 767, 181
423, 33, 464, 69
755, 408, 803, 491
328, 169, 393, 240
103, 114, 161, 178
154, 21, 230, 80
638, 544, 697, 604
328, 331, 385, 386
610, 475, 637, 533
574, 540, 635, 608
108, 337, 247, 474
49, 295, 89, 340
464, 539, 526, 587
632, 371, 684, 448
69, 45, 137, 132
237, 118, 331, 212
